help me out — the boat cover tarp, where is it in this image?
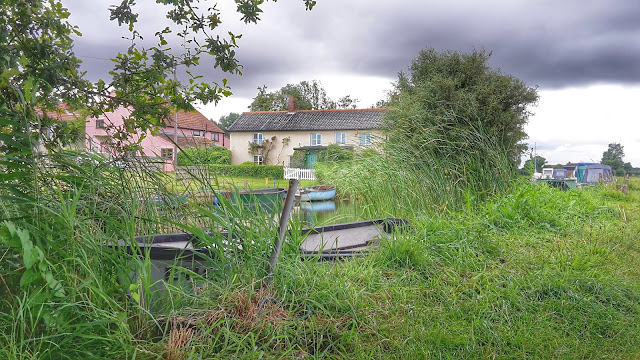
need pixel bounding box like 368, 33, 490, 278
552, 168, 568, 179
575, 163, 613, 184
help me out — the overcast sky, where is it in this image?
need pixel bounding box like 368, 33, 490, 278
64, 0, 640, 167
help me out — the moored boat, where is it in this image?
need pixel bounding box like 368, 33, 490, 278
298, 185, 336, 202
117, 218, 410, 284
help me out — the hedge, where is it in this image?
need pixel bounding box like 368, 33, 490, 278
177, 146, 231, 166
209, 163, 284, 178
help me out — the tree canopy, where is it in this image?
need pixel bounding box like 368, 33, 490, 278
215, 112, 239, 135
386, 48, 539, 166
601, 143, 632, 175
1, 0, 315, 155
522, 156, 547, 175
249, 80, 359, 111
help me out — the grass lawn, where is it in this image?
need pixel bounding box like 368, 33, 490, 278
165, 172, 317, 192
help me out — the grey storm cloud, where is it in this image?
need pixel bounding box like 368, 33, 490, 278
64, 0, 640, 96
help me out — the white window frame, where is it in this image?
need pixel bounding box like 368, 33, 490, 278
310, 133, 322, 146
161, 148, 174, 160
359, 132, 372, 146
253, 154, 263, 165
193, 130, 201, 136
335, 132, 347, 145
253, 133, 263, 145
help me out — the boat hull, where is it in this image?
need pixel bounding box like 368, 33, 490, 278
299, 189, 336, 201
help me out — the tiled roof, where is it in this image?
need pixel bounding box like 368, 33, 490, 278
160, 135, 217, 148
165, 109, 223, 133
227, 108, 387, 132
37, 103, 82, 122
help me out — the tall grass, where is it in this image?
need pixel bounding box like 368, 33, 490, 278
316, 128, 513, 219
3, 94, 640, 358
0, 140, 297, 358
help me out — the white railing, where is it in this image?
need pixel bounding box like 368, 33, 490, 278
284, 167, 316, 180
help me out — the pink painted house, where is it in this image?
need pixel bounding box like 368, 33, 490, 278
86, 105, 229, 171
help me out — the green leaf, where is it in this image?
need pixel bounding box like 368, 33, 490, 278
20, 267, 41, 287
0, 221, 21, 248
1, 67, 20, 80
129, 283, 140, 304
44, 272, 66, 298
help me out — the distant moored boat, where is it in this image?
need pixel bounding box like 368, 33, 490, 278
298, 185, 336, 202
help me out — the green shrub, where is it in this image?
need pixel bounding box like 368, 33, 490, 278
177, 146, 231, 166
322, 144, 354, 162
209, 163, 284, 178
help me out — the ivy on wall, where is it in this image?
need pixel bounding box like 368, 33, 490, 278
247, 136, 291, 165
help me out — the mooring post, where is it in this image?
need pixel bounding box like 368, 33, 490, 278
267, 178, 299, 281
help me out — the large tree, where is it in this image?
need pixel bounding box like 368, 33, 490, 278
386, 48, 539, 166
602, 143, 627, 175
522, 156, 547, 175
249, 80, 358, 111
1, 0, 316, 154
215, 112, 239, 135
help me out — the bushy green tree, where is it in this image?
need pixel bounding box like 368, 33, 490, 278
379, 48, 538, 207
522, 156, 547, 175
386, 48, 539, 166
216, 112, 239, 135
601, 143, 627, 175
249, 80, 358, 111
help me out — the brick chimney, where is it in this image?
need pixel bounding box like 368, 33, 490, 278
287, 95, 296, 113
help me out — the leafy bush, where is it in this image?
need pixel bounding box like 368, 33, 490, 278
177, 146, 231, 166
210, 163, 284, 178
322, 144, 354, 162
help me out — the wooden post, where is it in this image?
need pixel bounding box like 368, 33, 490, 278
265, 177, 268, 187
244, 179, 248, 189
267, 179, 299, 281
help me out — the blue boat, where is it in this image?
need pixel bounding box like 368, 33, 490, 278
299, 185, 336, 202
300, 200, 336, 213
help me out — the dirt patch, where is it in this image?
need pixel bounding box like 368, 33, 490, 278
162, 286, 289, 359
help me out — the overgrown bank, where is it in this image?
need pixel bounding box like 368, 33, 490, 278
2, 160, 639, 358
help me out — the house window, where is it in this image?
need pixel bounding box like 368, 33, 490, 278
359, 132, 371, 146
212, 132, 220, 142
96, 120, 105, 129
193, 130, 201, 136
161, 148, 174, 160
335, 132, 347, 145
253, 133, 263, 145
310, 133, 322, 146
253, 154, 263, 165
